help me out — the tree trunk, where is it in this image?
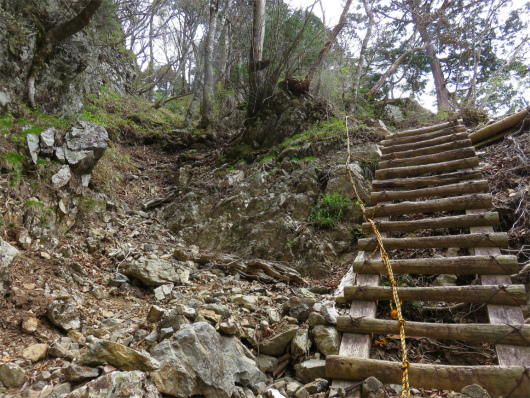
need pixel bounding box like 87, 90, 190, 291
352, 0, 374, 106
247, 0, 267, 119
28, 0, 103, 109
304, 0, 353, 84
199, 0, 219, 128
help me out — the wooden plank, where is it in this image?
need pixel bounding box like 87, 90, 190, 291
343, 285, 526, 305
381, 132, 469, 155
365, 193, 492, 217
330, 212, 388, 397
372, 170, 483, 190
381, 126, 467, 147
380, 139, 472, 161
468, 209, 530, 370
353, 254, 518, 275
362, 212, 499, 233
325, 357, 529, 396
370, 180, 489, 203
375, 157, 479, 179
389, 120, 463, 139
358, 232, 508, 251
378, 147, 476, 170
336, 317, 530, 346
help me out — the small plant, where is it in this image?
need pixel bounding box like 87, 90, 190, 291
259, 153, 275, 165
310, 192, 352, 229
348, 225, 364, 242
1, 151, 27, 186
286, 239, 297, 248
24, 200, 44, 209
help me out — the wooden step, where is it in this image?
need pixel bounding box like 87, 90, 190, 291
380, 139, 472, 161
358, 232, 508, 251
370, 180, 489, 203
389, 120, 463, 139
342, 284, 526, 305
378, 147, 476, 170
365, 193, 492, 217
372, 170, 483, 190
381, 132, 469, 155
375, 157, 479, 179
336, 317, 530, 346
381, 126, 467, 147
325, 357, 529, 396
352, 254, 518, 275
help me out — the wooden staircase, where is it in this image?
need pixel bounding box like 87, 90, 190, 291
327, 120, 530, 396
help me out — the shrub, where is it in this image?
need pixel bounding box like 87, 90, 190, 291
310, 192, 352, 228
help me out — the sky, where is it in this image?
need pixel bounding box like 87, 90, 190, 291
288, 0, 530, 114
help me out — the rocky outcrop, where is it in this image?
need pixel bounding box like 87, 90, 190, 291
0, 239, 18, 299
164, 145, 379, 277
0, 2, 135, 116
151, 322, 266, 398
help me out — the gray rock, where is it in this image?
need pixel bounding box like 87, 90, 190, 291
461, 384, 491, 398
62, 371, 161, 398
80, 340, 160, 371
44, 382, 72, 398
16, 228, 32, 250
362, 376, 384, 398
0, 363, 26, 387
286, 381, 303, 396
282, 297, 315, 321
63, 121, 108, 174
154, 283, 174, 300
159, 315, 190, 333
48, 337, 72, 358
384, 104, 404, 121
313, 325, 340, 356
304, 379, 328, 394
124, 258, 181, 286
151, 322, 266, 398
434, 274, 458, 287
256, 354, 278, 373
40, 127, 56, 150
0, 239, 18, 299
294, 359, 326, 384
47, 300, 80, 331
63, 364, 100, 382
26, 133, 40, 164
308, 312, 327, 328
291, 328, 310, 359
146, 305, 165, 323
258, 324, 299, 356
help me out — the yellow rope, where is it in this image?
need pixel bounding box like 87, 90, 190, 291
345, 116, 410, 397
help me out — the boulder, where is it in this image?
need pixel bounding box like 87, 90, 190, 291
62, 121, 108, 174
51, 165, 72, 188
26, 133, 40, 164
47, 300, 80, 331
258, 324, 299, 356
291, 328, 311, 359
124, 258, 182, 286
256, 354, 278, 373
313, 325, 340, 356
294, 359, 326, 384
62, 371, 161, 398
151, 322, 266, 398
80, 340, 160, 371
0, 239, 18, 299
22, 343, 48, 362
0, 363, 26, 387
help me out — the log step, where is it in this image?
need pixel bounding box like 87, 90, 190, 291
375, 157, 479, 180
352, 254, 518, 275
389, 120, 463, 139
364, 193, 492, 217
372, 170, 483, 190
370, 180, 489, 203
343, 284, 526, 305
378, 147, 476, 170
325, 357, 529, 396
380, 139, 472, 161
381, 132, 470, 155
357, 232, 508, 251
381, 126, 467, 147
336, 317, 530, 346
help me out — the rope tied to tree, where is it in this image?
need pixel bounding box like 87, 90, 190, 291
345, 116, 410, 397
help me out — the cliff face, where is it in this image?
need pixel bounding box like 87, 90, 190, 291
0, 0, 135, 116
